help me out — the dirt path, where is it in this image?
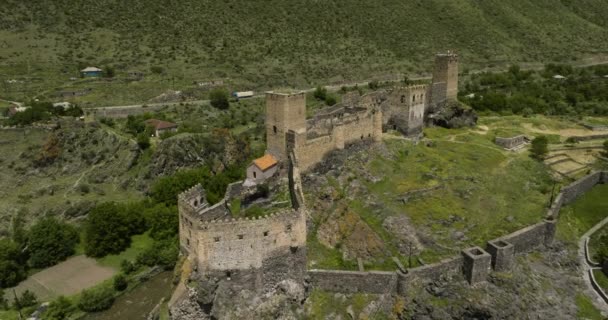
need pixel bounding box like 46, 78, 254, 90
578, 216, 608, 314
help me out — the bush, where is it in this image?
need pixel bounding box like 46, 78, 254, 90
136, 237, 179, 269
120, 260, 136, 275
313, 86, 327, 101
28, 217, 79, 268
150, 66, 164, 74
210, 89, 230, 110
113, 274, 128, 291
325, 95, 337, 106
42, 296, 75, 320
531, 135, 549, 160
603, 140, 608, 156
78, 286, 115, 312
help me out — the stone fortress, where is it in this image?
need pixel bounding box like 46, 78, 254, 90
176, 52, 461, 296
175, 53, 608, 311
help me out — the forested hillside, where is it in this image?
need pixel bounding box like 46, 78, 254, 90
1, 0, 607, 91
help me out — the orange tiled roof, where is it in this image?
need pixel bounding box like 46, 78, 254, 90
253, 154, 278, 171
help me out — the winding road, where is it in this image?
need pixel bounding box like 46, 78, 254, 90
578, 216, 608, 314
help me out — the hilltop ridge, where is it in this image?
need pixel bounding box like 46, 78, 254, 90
0, 0, 607, 93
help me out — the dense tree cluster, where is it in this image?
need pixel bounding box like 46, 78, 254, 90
461, 65, 608, 116
83, 202, 147, 257
28, 217, 79, 268
0, 215, 80, 288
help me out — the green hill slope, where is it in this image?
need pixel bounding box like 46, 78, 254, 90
0, 0, 607, 98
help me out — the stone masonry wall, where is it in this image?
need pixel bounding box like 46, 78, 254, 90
560, 171, 602, 204
192, 208, 306, 272
495, 222, 548, 254
308, 270, 397, 294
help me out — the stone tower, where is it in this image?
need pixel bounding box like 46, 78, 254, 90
430, 51, 459, 110
265, 91, 307, 161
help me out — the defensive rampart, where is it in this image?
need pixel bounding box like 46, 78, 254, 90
309, 171, 607, 293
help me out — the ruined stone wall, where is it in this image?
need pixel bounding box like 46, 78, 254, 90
90, 104, 170, 119
308, 270, 397, 294
495, 135, 526, 149
292, 110, 381, 172
567, 134, 608, 142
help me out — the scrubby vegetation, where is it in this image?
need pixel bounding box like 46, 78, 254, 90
1, 1, 608, 104
461, 64, 608, 116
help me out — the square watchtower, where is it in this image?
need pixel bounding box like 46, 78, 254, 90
265, 91, 307, 161
430, 52, 459, 113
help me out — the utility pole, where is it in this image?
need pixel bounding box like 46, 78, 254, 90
548, 182, 557, 208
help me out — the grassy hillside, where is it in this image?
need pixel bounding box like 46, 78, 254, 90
0, 0, 607, 104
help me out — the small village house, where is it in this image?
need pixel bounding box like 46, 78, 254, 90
80, 67, 103, 78
246, 154, 278, 184
144, 119, 178, 137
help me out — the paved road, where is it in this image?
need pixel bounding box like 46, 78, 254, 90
578, 216, 608, 314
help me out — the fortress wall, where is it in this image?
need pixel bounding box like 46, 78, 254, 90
308, 270, 397, 294
561, 171, 602, 204
341, 112, 378, 144
496, 222, 548, 253
294, 135, 338, 172
401, 256, 464, 286
194, 209, 306, 272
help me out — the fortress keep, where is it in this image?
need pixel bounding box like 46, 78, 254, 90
263, 52, 459, 171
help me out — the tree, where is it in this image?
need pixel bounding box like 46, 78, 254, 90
0, 239, 27, 288
531, 135, 549, 159
104, 66, 115, 78
209, 89, 230, 110
14, 290, 37, 309
42, 296, 74, 320
603, 140, 608, 157
0, 288, 8, 310
146, 204, 178, 240
84, 202, 132, 258
113, 274, 128, 291
136, 131, 150, 150
77, 286, 115, 312
28, 217, 79, 268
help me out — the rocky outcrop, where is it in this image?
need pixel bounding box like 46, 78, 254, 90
171, 277, 307, 320
427, 100, 478, 129
150, 130, 250, 177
